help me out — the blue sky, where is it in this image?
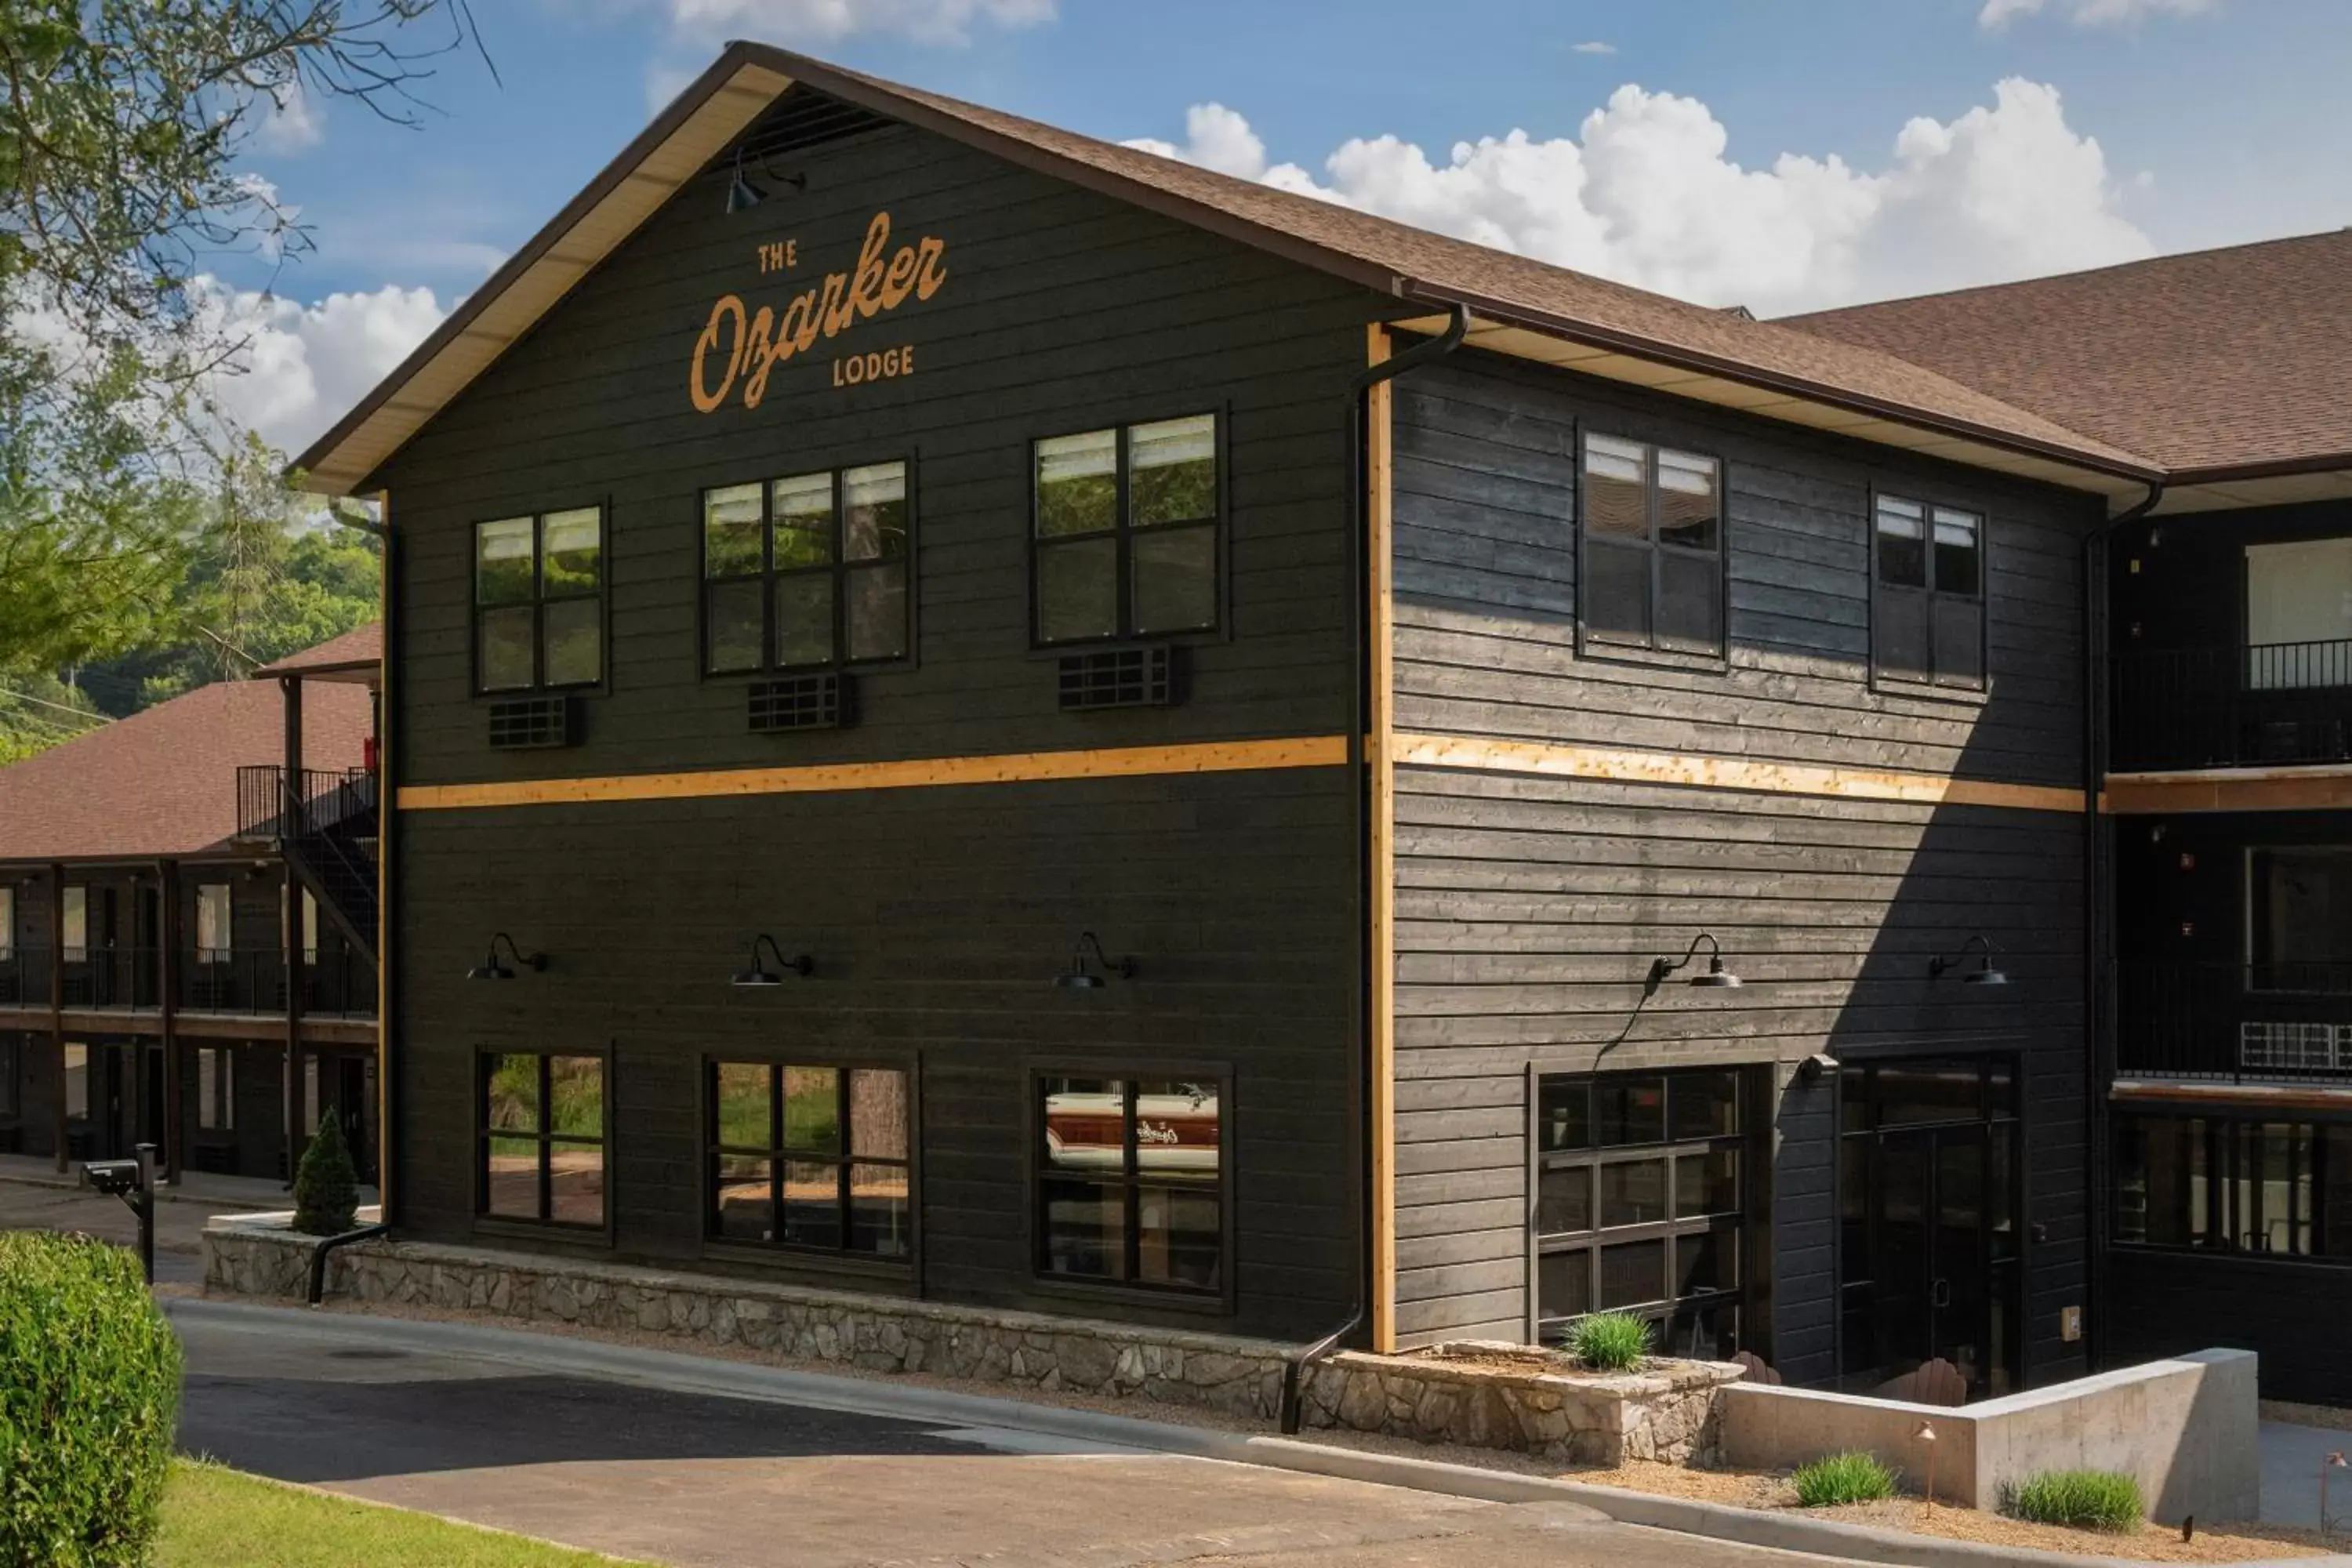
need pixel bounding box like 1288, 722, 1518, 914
216, 0, 2352, 456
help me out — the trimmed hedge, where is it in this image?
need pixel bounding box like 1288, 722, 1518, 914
0, 1232, 181, 1566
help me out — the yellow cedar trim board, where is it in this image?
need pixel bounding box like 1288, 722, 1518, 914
1366, 324, 1399, 1354
1391, 732, 2086, 815
398, 735, 1354, 811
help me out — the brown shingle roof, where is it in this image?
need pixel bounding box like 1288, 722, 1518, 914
1788, 230, 2352, 478
292, 43, 2159, 494
0, 679, 371, 862
256, 621, 381, 682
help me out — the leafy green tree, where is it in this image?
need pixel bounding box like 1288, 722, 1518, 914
0, 671, 105, 766
0, 0, 484, 674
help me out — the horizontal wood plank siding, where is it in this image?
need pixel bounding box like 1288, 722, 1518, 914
1388, 347, 2098, 1385
374, 106, 1380, 1340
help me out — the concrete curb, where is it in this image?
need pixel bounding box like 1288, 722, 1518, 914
166, 1298, 2350, 1568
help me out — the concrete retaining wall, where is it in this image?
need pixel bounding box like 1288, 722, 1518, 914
1720, 1349, 2259, 1523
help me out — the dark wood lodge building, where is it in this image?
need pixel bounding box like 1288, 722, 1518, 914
276, 42, 2352, 1400
0, 630, 381, 1183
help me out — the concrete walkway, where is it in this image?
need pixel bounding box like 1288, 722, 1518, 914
2262, 1417, 2352, 1531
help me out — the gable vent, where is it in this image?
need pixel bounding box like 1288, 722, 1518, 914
1058, 646, 1179, 712
488, 696, 576, 750
750, 673, 852, 733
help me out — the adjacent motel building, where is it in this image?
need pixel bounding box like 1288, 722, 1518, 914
268, 43, 2352, 1401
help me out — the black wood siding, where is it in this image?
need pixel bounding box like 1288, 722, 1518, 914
372, 103, 1380, 1339
1388, 348, 2100, 1384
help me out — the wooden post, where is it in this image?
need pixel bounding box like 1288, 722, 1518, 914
48, 863, 66, 1172
375, 490, 394, 1218
282, 676, 305, 1187
1365, 324, 1399, 1352
158, 858, 182, 1185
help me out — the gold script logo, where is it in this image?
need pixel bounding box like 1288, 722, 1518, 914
690, 210, 946, 413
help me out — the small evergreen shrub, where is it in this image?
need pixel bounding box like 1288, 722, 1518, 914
1792, 1450, 1900, 1507
292, 1113, 361, 1236
1565, 1311, 1651, 1371
0, 1232, 182, 1566
2002, 1469, 2145, 1533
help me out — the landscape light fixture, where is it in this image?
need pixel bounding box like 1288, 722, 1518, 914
731, 934, 812, 989
1929, 934, 2009, 988
1053, 932, 1134, 991
465, 932, 544, 982
724, 145, 807, 214
1646, 931, 1742, 993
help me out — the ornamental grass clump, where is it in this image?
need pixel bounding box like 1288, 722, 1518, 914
2002, 1469, 2145, 1533
1565, 1311, 1651, 1372
0, 1232, 182, 1567
1792, 1450, 1900, 1508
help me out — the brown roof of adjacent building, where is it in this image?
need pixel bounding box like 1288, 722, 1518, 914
0, 679, 371, 862
256, 621, 382, 683
293, 42, 2161, 495
1788, 230, 2352, 480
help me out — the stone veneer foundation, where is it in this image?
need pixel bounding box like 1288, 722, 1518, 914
205, 1218, 1742, 1465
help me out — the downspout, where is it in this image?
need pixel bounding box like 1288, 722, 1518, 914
1283, 300, 1469, 1436
2082, 478, 2162, 1376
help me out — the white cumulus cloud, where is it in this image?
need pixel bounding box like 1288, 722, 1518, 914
1573, 41, 1617, 54
659, 0, 1053, 44
1979, 0, 2216, 27
1124, 78, 2152, 315
194, 281, 448, 458
252, 81, 325, 154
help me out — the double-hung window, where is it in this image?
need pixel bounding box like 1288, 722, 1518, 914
1874, 495, 1984, 688
1033, 414, 1219, 644
197, 1047, 235, 1132
1037, 1074, 1224, 1294
61, 887, 86, 963
480, 1051, 607, 1229
0, 885, 12, 962
707, 1062, 911, 1257
474, 506, 604, 693
1580, 434, 1724, 655
702, 462, 910, 674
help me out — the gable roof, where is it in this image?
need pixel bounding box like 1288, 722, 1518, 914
256, 621, 382, 684
1789, 229, 2352, 484
292, 42, 2162, 506
0, 679, 372, 863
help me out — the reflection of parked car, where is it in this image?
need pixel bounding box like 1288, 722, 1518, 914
1045, 1084, 1219, 1174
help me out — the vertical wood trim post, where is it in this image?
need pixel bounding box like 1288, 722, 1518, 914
159, 858, 182, 1183
1366, 324, 1399, 1352
281, 676, 305, 1187
49, 862, 65, 1172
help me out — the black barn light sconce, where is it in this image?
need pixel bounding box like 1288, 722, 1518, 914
731, 934, 813, 989
1646, 931, 1743, 993
1053, 932, 1134, 991
725, 144, 808, 214
1929, 934, 2009, 988
465, 933, 544, 982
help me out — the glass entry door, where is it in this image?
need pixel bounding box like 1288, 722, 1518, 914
1838, 1056, 2022, 1400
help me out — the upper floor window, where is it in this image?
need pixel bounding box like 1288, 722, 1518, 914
1033, 414, 1219, 645
1873, 495, 1984, 689
0, 885, 13, 962
195, 884, 231, 963
2245, 539, 2352, 690
475, 506, 604, 694
702, 462, 911, 675
62, 887, 86, 962
1580, 434, 1724, 656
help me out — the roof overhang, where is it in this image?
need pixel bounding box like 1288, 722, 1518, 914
2147, 459, 2352, 517
1389, 310, 2161, 510
293, 56, 796, 495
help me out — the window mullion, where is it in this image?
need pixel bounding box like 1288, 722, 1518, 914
1645, 445, 1664, 651
836, 1069, 853, 1248
1116, 426, 1134, 639
1123, 1080, 1142, 1282
760, 484, 778, 671
536, 1054, 554, 1223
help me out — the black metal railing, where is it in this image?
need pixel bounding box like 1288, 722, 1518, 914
2113, 959, 2352, 1083
236, 765, 378, 842
0, 946, 373, 1019
2112, 639, 2352, 771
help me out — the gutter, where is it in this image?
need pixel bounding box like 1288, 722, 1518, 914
2079, 477, 2164, 1375
1288, 303, 1470, 1437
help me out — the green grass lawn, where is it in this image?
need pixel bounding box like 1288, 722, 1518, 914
158, 1461, 651, 1567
